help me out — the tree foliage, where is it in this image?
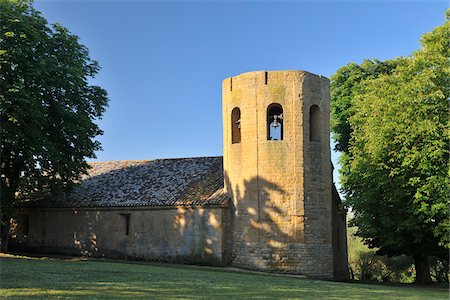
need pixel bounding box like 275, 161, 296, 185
0, 0, 108, 248
330, 58, 403, 153
331, 13, 449, 284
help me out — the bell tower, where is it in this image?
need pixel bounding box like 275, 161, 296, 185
222, 70, 340, 279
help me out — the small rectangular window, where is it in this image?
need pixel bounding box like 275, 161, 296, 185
22, 215, 30, 237
310, 105, 321, 142
121, 214, 131, 236
337, 228, 340, 251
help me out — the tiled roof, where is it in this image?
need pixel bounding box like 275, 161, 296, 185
24, 157, 229, 208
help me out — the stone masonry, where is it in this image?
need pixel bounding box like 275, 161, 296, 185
223, 70, 347, 279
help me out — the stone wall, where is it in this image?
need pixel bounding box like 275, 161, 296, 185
10, 206, 228, 265
332, 186, 350, 280
222, 70, 345, 279
302, 73, 334, 279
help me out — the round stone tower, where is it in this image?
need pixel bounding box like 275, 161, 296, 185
222, 70, 335, 279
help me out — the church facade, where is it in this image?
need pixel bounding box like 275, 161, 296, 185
10, 70, 349, 280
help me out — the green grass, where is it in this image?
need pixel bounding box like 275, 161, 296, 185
0, 255, 448, 299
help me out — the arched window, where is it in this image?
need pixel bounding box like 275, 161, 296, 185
231, 107, 241, 144
267, 103, 283, 141
310, 105, 320, 142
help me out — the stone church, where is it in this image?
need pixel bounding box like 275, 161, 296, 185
11, 70, 349, 280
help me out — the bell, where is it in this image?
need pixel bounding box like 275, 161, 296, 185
272, 115, 279, 128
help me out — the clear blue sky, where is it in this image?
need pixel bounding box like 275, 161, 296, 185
34, 0, 447, 167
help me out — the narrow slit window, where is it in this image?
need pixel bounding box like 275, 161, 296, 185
231, 107, 241, 144
337, 228, 340, 250
310, 105, 321, 142
121, 214, 131, 236
267, 103, 283, 141
22, 215, 30, 237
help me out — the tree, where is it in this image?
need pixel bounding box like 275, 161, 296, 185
331, 13, 449, 284
0, 0, 108, 250
330, 58, 403, 153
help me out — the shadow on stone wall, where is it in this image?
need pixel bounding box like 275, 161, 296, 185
223, 171, 347, 280
9, 161, 227, 266
224, 172, 297, 271
10, 208, 107, 258
10, 206, 226, 266
10, 163, 347, 279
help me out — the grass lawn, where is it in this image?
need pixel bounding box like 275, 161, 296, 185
0, 254, 448, 299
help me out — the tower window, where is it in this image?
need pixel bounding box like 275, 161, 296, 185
267, 103, 283, 141
231, 107, 241, 144
310, 105, 321, 142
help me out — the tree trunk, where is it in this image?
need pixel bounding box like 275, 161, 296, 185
349, 266, 355, 280
0, 182, 16, 252
414, 254, 432, 285
0, 215, 10, 252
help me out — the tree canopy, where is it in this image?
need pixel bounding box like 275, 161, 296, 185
331, 12, 449, 284
0, 0, 108, 249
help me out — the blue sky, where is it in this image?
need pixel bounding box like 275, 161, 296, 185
34, 0, 447, 179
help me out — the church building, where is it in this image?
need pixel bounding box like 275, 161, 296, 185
11, 70, 349, 280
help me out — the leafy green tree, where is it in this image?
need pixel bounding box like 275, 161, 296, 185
332, 13, 449, 284
0, 0, 108, 250
331, 58, 403, 153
